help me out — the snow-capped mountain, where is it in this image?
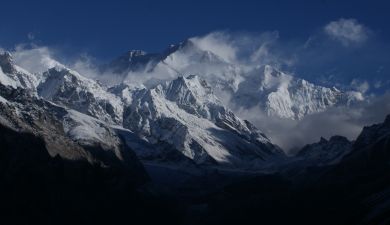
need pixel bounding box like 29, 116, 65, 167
234, 65, 363, 119
104, 39, 364, 120
0, 49, 371, 170
37, 67, 123, 124
0, 53, 147, 170
1, 52, 285, 169
113, 75, 284, 167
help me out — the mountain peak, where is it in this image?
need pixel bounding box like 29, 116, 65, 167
164, 39, 195, 54
128, 50, 147, 57
0, 51, 12, 60
45, 66, 83, 81
0, 52, 38, 90
0, 51, 16, 74
297, 134, 353, 165
354, 115, 390, 149
107, 50, 161, 74
319, 137, 328, 143
163, 75, 214, 105
160, 39, 201, 61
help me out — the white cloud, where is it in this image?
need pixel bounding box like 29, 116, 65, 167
351, 79, 370, 93
188, 31, 289, 68
71, 53, 100, 78
11, 44, 64, 74
249, 32, 281, 65
324, 18, 370, 46
190, 32, 237, 63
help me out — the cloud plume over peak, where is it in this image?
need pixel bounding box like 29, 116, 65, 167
189, 31, 290, 68
189, 32, 238, 63
10, 44, 64, 74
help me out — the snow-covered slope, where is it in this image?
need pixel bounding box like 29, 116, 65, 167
118, 75, 284, 168
105, 40, 363, 120
37, 67, 123, 124
0, 52, 38, 91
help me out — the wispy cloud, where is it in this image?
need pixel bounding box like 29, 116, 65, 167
351, 79, 370, 93
324, 18, 370, 46
11, 44, 63, 74
190, 32, 238, 63
189, 30, 289, 67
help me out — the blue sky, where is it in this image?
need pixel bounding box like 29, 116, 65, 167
0, 0, 389, 58
1, 0, 389, 91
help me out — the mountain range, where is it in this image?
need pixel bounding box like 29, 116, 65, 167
1, 40, 389, 224
1, 50, 286, 170
102, 39, 364, 120
0, 37, 369, 169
